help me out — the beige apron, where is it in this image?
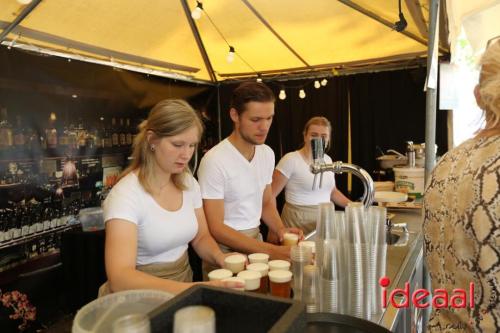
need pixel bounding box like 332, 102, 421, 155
98, 251, 192, 297
202, 227, 261, 280
281, 202, 318, 235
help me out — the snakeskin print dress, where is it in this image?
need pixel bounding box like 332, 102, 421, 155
424, 134, 499, 332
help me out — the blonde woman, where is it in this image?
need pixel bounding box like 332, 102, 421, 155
272, 117, 351, 234
103, 99, 242, 295
424, 38, 500, 332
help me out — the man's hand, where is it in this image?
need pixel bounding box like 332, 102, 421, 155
277, 227, 304, 243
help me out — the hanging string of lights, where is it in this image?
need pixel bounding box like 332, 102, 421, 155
190, 1, 331, 100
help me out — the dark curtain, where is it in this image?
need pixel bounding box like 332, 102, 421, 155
214, 77, 350, 196
349, 67, 448, 197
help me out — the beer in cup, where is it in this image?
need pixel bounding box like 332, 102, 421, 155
246, 263, 269, 293
268, 270, 293, 298
237, 270, 261, 291
282, 232, 299, 246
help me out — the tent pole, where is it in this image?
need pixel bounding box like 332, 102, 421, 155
424, 0, 439, 182
0, 0, 42, 42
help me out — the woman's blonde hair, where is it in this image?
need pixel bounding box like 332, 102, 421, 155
477, 39, 500, 129
119, 99, 203, 194
302, 116, 332, 150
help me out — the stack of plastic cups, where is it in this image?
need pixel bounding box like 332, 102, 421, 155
320, 240, 339, 313
301, 265, 320, 313
290, 245, 313, 300
368, 206, 387, 315
315, 202, 338, 313
345, 203, 371, 320
333, 211, 347, 314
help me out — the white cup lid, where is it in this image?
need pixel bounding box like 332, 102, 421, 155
246, 263, 269, 276
224, 254, 246, 264
268, 270, 293, 283
248, 253, 269, 261
208, 269, 233, 280
298, 241, 316, 253
268, 260, 291, 270
283, 233, 298, 240
237, 270, 261, 280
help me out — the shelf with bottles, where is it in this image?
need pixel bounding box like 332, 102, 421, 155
0, 107, 137, 162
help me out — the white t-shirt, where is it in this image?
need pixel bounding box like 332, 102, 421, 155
197, 138, 275, 230
103, 172, 202, 266
276, 151, 336, 205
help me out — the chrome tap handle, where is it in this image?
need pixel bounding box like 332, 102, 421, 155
319, 171, 324, 188
311, 137, 324, 163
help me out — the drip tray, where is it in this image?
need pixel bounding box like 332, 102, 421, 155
306, 313, 391, 333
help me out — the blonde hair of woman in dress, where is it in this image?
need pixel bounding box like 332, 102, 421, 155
104, 99, 243, 295
271, 116, 351, 235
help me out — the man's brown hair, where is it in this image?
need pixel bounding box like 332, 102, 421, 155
230, 81, 275, 115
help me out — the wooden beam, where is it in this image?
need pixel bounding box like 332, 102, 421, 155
405, 0, 428, 38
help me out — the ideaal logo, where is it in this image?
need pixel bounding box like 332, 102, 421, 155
379, 277, 475, 309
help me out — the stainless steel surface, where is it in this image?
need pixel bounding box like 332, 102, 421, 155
310, 161, 375, 207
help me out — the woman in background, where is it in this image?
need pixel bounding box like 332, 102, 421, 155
272, 116, 351, 235
103, 99, 241, 295
423, 38, 500, 332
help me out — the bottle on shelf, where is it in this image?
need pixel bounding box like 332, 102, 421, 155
0, 107, 14, 151
13, 115, 26, 151
119, 118, 127, 146
103, 118, 113, 149
46, 113, 58, 150
11, 211, 21, 239
111, 117, 119, 147
126, 118, 133, 146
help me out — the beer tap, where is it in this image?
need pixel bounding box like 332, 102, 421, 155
310, 137, 375, 207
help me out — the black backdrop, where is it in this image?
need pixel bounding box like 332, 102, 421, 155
213, 68, 448, 199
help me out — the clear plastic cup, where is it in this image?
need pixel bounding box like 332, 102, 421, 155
268, 260, 291, 271
248, 253, 269, 264
282, 232, 299, 246
224, 254, 246, 274
269, 270, 293, 298
236, 270, 261, 291
246, 263, 269, 293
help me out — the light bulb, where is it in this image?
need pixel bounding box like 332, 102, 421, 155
226, 46, 235, 63
321, 78, 328, 86
16, 0, 32, 4
314, 80, 321, 89
279, 89, 286, 100
191, 1, 203, 20
256, 77, 262, 83
49, 112, 57, 121
299, 89, 306, 99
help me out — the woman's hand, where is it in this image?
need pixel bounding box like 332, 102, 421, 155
214, 251, 247, 268
201, 279, 245, 290
277, 227, 304, 243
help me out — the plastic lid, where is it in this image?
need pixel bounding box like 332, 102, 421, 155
208, 269, 233, 281
268, 270, 293, 283
237, 270, 261, 280
224, 254, 246, 264
298, 241, 316, 254
246, 263, 269, 276
248, 253, 269, 262
268, 260, 291, 271
72, 289, 173, 333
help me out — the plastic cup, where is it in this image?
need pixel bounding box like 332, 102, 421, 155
246, 263, 269, 293
208, 269, 233, 281
269, 270, 293, 298
268, 260, 291, 271
237, 270, 261, 291
222, 277, 245, 291
112, 313, 150, 333
248, 253, 270, 264
224, 254, 246, 274
173, 306, 215, 333
282, 232, 299, 246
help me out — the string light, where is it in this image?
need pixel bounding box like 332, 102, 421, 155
226, 46, 235, 63
16, 0, 32, 4
191, 1, 203, 20
299, 89, 306, 99
314, 80, 321, 89
256, 75, 262, 83
321, 78, 328, 86
278, 89, 286, 100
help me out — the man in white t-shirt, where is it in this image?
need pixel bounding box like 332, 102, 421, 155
197, 82, 302, 260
